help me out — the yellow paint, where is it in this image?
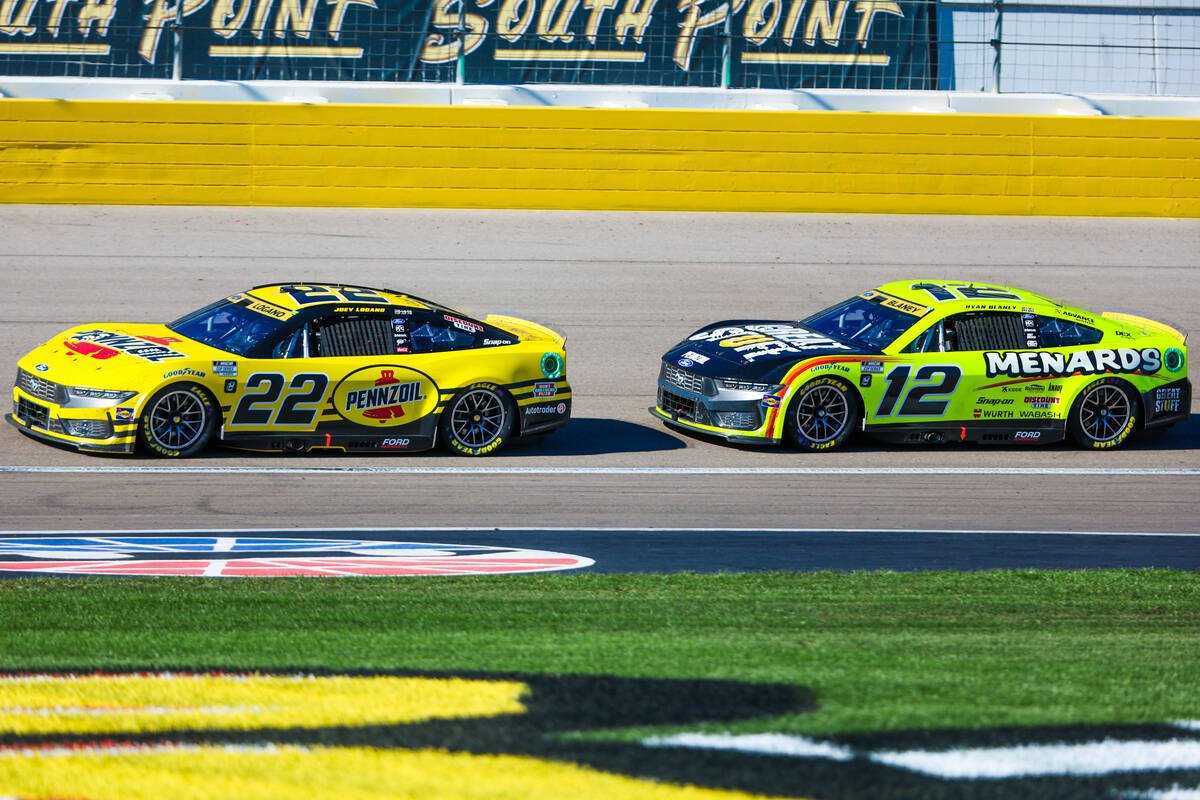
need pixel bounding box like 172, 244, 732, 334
0, 673, 526, 735
0, 99, 1197, 216
0, 744, 791, 800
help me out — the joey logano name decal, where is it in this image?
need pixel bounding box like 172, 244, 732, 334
64, 330, 187, 362
333, 366, 439, 427
0, 537, 595, 576
985, 348, 1162, 378
689, 325, 851, 363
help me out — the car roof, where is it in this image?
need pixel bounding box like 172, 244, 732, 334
871, 280, 1074, 313
240, 283, 449, 314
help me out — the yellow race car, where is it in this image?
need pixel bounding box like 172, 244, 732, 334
9, 283, 570, 457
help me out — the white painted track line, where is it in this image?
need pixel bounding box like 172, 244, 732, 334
1, 465, 1198, 476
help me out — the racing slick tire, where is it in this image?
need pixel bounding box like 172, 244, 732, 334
439, 383, 515, 456
783, 376, 860, 452
1067, 377, 1139, 450
139, 383, 217, 458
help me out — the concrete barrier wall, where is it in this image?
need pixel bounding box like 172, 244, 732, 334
2, 99, 1197, 216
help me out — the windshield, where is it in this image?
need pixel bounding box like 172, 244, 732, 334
168, 299, 289, 356
802, 296, 923, 351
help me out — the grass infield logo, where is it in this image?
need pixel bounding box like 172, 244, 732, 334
0, 537, 594, 577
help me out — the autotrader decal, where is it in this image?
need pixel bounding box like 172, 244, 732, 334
0, 537, 594, 576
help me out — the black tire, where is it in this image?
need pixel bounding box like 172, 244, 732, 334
439, 382, 514, 456
139, 383, 217, 458
1068, 377, 1138, 450
783, 377, 860, 452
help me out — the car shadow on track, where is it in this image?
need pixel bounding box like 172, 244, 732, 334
502, 417, 687, 456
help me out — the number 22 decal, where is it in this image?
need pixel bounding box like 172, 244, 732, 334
875, 364, 962, 417
230, 373, 329, 427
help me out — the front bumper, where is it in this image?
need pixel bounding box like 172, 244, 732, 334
10, 380, 138, 454
651, 363, 780, 445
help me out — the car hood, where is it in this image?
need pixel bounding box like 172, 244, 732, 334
17, 324, 219, 388
663, 320, 870, 382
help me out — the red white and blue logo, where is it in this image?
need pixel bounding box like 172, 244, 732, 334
0, 536, 594, 577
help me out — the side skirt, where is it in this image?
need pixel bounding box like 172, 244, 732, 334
864, 419, 1067, 446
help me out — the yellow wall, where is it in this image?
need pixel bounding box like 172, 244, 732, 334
2, 99, 1197, 216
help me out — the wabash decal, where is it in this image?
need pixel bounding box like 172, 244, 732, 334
985, 348, 1162, 379
64, 330, 187, 362
0, 537, 594, 576
332, 365, 438, 428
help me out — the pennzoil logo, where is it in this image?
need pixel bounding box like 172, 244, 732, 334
333, 366, 438, 428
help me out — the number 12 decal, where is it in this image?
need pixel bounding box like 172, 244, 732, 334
876, 364, 962, 417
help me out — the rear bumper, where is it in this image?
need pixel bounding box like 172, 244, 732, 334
1141, 378, 1191, 430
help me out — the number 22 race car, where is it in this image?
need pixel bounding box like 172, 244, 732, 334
9, 283, 571, 457
653, 281, 1190, 451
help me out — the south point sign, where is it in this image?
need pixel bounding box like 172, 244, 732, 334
0, 0, 934, 87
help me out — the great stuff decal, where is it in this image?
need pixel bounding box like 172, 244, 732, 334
333, 365, 438, 427
0, 537, 594, 576
985, 348, 1162, 378
689, 324, 852, 363
64, 330, 187, 362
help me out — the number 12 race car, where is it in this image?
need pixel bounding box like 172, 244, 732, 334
9, 283, 571, 457
653, 281, 1190, 451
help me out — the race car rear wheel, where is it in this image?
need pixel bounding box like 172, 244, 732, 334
440, 383, 514, 456
139, 383, 217, 458
784, 377, 859, 452
1068, 377, 1138, 450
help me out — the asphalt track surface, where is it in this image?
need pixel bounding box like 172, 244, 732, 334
2, 207, 1198, 568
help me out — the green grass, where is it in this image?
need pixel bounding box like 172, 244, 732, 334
2, 569, 1198, 737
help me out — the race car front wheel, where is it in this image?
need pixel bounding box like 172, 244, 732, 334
784, 377, 859, 452
440, 383, 514, 456
139, 383, 217, 458
1068, 377, 1138, 450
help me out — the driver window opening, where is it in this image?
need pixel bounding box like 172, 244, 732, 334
272, 325, 309, 359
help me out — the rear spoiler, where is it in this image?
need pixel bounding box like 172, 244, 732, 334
485, 314, 567, 346
1102, 308, 1187, 343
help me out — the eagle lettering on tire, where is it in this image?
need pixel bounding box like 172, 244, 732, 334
440, 383, 514, 456
784, 377, 859, 452
139, 383, 217, 458
1068, 377, 1138, 450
